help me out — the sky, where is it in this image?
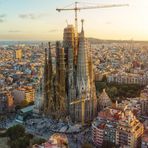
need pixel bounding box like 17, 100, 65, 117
0, 0, 148, 41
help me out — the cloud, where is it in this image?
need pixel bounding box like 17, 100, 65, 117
8, 30, 21, 33
0, 14, 6, 23
19, 13, 49, 20
0, 19, 4, 22
0, 14, 6, 18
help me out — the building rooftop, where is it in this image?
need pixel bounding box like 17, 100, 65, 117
142, 130, 148, 143
20, 105, 35, 113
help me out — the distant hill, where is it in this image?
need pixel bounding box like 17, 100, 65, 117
87, 37, 148, 44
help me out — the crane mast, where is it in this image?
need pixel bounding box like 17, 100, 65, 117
75, 2, 78, 37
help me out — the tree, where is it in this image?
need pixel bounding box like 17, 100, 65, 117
6, 125, 33, 148
10, 140, 19, 148
81, 143, 93, 148
102, 140, 116, 148
25, 133, 34, 139
107, 86, 118, 99
31, 137, 46, 145
21, 99, 28, 107
6, 124, 25, 140
10, 137, 30, 148
95, 81, 107, 92
17, 137, 30, 148
102, 75, 107, 82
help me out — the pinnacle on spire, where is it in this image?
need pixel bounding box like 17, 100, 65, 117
45, 48, 47, 61
48, 42, 52, 59
81, 19, 84, 33
44, 47, 48, 72
48, 42, 51, 49
56, 41, 61, 48
45, 47, 47, 53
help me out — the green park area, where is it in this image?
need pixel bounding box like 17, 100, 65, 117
95, 76, 145, 102
0, 125, 46, 148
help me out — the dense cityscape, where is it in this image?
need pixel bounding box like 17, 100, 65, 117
0, 1, 148, 148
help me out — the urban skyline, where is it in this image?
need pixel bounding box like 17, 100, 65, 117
0, 1, 148, 148
0, 0, 148, 41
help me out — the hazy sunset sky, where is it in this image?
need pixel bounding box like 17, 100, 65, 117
0, 0, 148, 41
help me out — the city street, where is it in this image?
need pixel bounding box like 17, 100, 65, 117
0, 114, 93, 148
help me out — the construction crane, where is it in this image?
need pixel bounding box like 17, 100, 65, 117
70, 94, 88, 126
56, 2, 129, 37
70, 90, 97, 126
56, 2, 129, 55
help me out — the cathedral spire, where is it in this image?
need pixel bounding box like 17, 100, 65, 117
80, 19, 84, 38
47, 42, 52, 79
59, 47, 67, 115
77, 19, 90, 97
47, 42, 55, 114
74, 19, 97, 123
81, 19, 84, 33
43, 48, 48, 113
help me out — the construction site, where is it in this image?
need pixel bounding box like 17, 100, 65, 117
42, 2, 128, 125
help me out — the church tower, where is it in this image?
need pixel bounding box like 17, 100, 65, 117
76, 20, 90, 96
73, 20, 97, 122
68, 47, 76, 116
58, 47, 67, 115
43, 48, 48, 114
47, 42, 55, 115
63, 25, 75, 62
88, 44, 97, 117
42, 20, 98, 123
43, 43, 55, 116
55, 41, 61, 111
63, 25, 76, 114
55, 42, 67, 117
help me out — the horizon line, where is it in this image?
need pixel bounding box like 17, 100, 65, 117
1, 38, 148, 42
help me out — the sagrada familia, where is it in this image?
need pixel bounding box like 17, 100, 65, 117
43, 20, 98, 123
